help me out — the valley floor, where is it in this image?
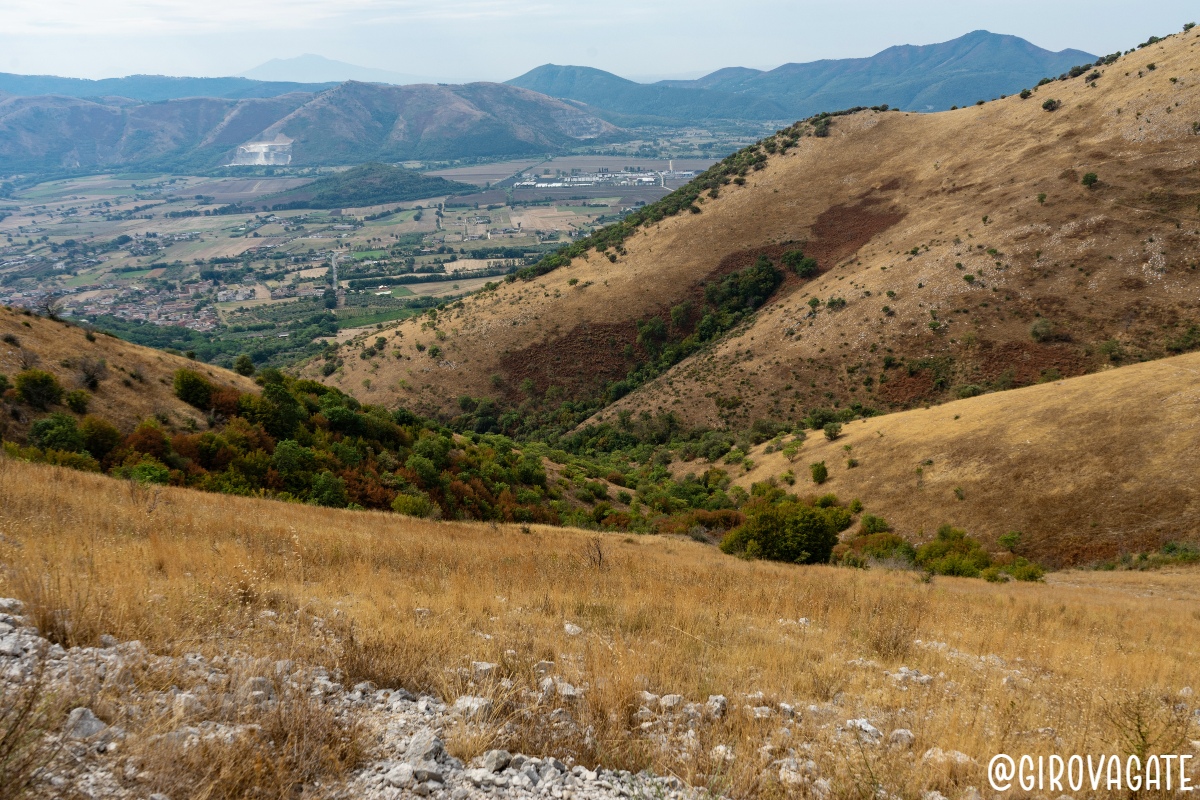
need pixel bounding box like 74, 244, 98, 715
2, 456, 1198, 798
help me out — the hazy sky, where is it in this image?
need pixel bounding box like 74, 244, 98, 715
2, 0, 1194, 83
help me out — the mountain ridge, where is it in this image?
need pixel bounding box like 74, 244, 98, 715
0, 81, 625, 172
508, 31, 1097, 120
0, 72, 337, 102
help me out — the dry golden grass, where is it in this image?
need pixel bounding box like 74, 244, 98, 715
725, 350, 1200, 568
2, 455, 1197, 797
0, 306, 257, 439
312, 28, 1200, 435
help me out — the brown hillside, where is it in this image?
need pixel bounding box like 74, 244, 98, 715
4, 455, 1200, 797
721, 350, 1200, 568
310, 28, 1200, 433
0, 306, 257, 439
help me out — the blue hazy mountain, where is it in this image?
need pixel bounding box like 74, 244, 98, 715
508, 31, 1097, 121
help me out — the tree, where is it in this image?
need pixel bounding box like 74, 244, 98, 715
14, 369, 64, 410
173, 369, 213, 409
35, 293, 63, 321
80, 416, 122, 462
234, 354, 256, 376
310, 471, 348, 508
29, 413, 84, 453
719, 498, 849, 564
781, 250, 818, 278
1082, 172, 1099, 188
810, 461, 828, 484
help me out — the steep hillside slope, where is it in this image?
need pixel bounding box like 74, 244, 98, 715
729, 350, 1200, 568
0, 83, 624, 171
0, 306, 256, 438
510, 31, 1095, 120
315, 27, 1200, 435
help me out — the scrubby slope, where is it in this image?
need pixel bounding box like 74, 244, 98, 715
3, 455, 1200, 798
317, 27, 1200, 434
725, 350, 1200, 568
0, 306, 257, 439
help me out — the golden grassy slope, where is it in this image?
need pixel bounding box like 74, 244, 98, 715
0, 306, 257, 438
2, 456, 1198, 797
715, 350, 1200, 568
310, 28, 1200, 431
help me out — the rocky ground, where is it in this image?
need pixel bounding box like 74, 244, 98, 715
4, 596, 1051, 800
0, 597, 723, 800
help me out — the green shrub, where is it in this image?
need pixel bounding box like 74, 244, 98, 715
1030, 318, 1064, 343
392, 491, 436, 518
1165, 325, 1200, 353
982, 566, 1010, 583
64, 389, 89, 414
838, 532, 916, 566
915, 524, 992, 577
173, 369, 214, 409
1081, 172, 1099, 188
79, 416, 122, 461
29, 412, 85, 453
781, 250, 819, 278
1042, 99, 1061, 111
810, 461, 828, 484
0, 373, 9, 394
406, 454, 441, 486
998, 531, 1022, 552
720, 497, 850, 564
956, 384, 984, 399
117, 456, 171, 485
310, 471, 348, 507
1019, 88, 1033, 99
234, 354, 256, 376
823, 422, 842, 441
1004, 557, 1045, 582
859, 514, 890, 535
14, 369, 63, 410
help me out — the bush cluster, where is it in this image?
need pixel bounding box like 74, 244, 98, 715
720, 491, 853, 564
9, 369, 558, 522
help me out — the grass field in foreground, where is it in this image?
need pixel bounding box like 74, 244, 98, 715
1, 456, 1197, 798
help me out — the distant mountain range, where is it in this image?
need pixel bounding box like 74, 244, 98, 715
508, 31, 1097, 122
238, 55, 437, 86
0, 73, 335, 102
0, 30, 1100, 174
0, 82, 623, 172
